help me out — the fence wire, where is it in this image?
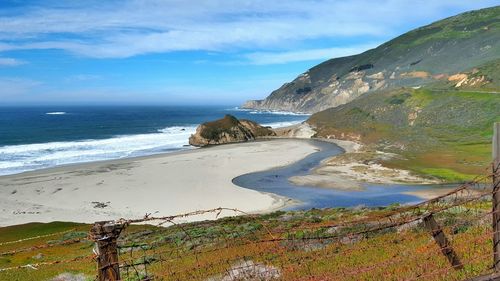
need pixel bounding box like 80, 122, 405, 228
0, 163, 497, 281
110, 170, 497, 281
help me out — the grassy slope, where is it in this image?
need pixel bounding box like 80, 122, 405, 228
0, 222, 93, 281
388, 5, 499, 49
0, 202, 492, 281
309, 65, 500, 182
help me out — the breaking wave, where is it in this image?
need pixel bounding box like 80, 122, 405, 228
0, 126, 197, 176
45, 112, 67, 115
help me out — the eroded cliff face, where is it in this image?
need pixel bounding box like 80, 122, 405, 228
242, 70, 397, 113
189, 115, 276, 147
242, 6, 500, 113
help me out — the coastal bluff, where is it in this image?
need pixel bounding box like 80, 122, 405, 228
189, 114, 276, 147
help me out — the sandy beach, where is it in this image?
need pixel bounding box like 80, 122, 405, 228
0, 139, 318, 226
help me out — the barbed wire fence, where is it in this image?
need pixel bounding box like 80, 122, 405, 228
86, 168, 497, 281
0, 123, 498, 281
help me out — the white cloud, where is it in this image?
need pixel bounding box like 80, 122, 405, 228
0, 0, 497, 58
0, 58, 26, 66
244, 44, 380, 65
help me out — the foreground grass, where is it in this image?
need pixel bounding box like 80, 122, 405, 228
0, 222, 93, 281
0, 201, 495, 281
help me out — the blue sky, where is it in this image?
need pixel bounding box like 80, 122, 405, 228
0, 0, 498, 106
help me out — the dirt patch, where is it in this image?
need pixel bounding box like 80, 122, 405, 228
448, 73, 468, 81
400, 71, 430, 79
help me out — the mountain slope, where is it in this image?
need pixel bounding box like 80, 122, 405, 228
243, 6, 500, 113
307, 59, 500, 181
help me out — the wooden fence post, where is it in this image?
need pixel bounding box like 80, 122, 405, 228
91, 221, 124, 281
493, 122, 500, 271
423, 214, 463, 270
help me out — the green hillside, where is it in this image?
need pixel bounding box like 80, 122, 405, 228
309, 60, 500, 181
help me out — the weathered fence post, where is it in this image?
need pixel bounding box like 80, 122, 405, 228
493, 122, 500, 271
91, 221, 124, 281
423, 214, 463, 270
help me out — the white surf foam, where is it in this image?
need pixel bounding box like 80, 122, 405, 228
231, 107, 310, 116
261, 120, 305, 129
46, 112, 67, 115
0, 126, 197, 176
249, 110, 310, 116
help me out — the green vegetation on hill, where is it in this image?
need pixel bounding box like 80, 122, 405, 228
392, 6, 499, 47
309, 71, 500, 181
465, 59, 500, 89
197, 114, 275, 140
189, 114, 276, 147
199, 114, 242, 140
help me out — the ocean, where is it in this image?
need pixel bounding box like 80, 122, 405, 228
0, 106, 309, 176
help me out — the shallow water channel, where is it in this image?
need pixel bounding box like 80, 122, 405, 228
233, 139, 453, 210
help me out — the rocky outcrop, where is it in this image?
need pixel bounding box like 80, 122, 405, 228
242, 6, 500, 113
242, 70, 379, 113
274, 123, 316, 139
241, 100, 263, 109
188, 115, 276, 147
